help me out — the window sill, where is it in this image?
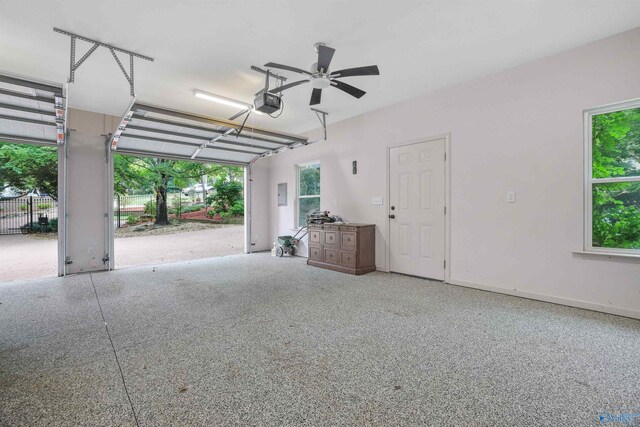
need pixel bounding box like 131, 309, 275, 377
573, 250, 640, 262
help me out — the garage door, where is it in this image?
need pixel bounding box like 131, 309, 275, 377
0, 73, 65, 146
0, 72, 67, 277
109, 101, 308, 164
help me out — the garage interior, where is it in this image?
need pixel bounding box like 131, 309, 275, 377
1, 2, 640, 426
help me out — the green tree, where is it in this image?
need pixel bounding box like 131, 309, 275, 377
591, 108, 640, 249
0, 143, 58, 198
299, 164, 320, 196
114, 154, 243, 225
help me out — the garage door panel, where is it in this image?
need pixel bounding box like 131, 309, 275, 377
0, 73, 63, 146
110, 101, 309, 165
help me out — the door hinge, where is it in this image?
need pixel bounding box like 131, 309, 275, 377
444, 152, 447, 161
444, 206, 447, 215
444, 260, 446, 269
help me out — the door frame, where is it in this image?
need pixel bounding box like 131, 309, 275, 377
385, 134, 451, 282
57, 143, 68, 276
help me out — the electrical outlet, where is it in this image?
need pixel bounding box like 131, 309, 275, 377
506, 191, 516, 203
371, 197, 383, 205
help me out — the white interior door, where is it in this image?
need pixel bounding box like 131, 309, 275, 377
389, 139, 446, 279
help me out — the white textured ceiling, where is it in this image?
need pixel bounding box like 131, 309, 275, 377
1, 0, 640, 134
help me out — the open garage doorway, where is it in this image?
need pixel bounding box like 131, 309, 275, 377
0, 74, 66, 282
106, 100, 309, 270
0, 142, 61, 281
112, 152, 245, 269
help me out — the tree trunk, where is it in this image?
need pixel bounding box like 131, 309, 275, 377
201, 175, 208, 205
155, 179, 170, 225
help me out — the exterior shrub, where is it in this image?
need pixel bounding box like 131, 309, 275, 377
228, 200, 244, 216
206, 179, 243, 213
144, 200, 156, 215
126, 214, 142, 225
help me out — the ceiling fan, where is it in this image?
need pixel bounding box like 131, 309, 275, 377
264, 42, 380, 106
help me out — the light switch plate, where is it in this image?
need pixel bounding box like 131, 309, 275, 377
506, 191, 516, 203
371, 197, 383, 205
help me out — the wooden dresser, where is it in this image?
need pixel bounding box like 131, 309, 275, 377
307, 223, 376, 275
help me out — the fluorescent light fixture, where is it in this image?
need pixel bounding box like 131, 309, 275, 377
194, 89, 252, 111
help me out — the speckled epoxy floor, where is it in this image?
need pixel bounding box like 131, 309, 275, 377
1, 253, 639, 426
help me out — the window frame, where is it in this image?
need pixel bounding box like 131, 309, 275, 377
296, 161, 321, 229
584, 98, 640, 255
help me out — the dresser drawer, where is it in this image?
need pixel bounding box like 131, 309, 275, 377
324, 231, 338, 246
341, 232, 357, 249
309, 230, 321, 243
309, 246, 323, 261
340, 251, 357, 268
324, 248, 339, 264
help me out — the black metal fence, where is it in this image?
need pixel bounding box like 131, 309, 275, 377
114, 192, 202, 228
0, 196, 59, 235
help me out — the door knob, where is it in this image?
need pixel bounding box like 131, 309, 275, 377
389, 214, 395, 219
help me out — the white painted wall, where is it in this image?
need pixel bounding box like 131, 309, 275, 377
249, 161, 273, 252
66, 109, 117, 274
259, 28, 640, 318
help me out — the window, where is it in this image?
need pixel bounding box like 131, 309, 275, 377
297, 162, 320, 227
585, 101, 640, 254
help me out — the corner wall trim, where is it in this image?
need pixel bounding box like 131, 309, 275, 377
446, 278, 640, 321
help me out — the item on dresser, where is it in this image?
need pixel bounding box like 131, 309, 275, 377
307, 210, 335, 224
307, 223, 375, 275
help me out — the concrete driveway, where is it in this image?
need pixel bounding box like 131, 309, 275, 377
0, 225, 244, 282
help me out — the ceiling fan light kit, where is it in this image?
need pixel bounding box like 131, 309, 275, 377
264, 43, 380, 106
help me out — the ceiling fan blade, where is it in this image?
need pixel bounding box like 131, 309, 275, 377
310, 88, 322, 105
330, 65, 380, 78
317, 45, 336, 73
264, 62, 312, 76
268, 80, 309, 93
331, 80, 366, 99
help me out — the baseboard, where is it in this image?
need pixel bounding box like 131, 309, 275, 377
446, 278, 640, 321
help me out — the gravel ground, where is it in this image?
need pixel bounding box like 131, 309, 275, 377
23, 220, 237, 240
114, 221, 239, 238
